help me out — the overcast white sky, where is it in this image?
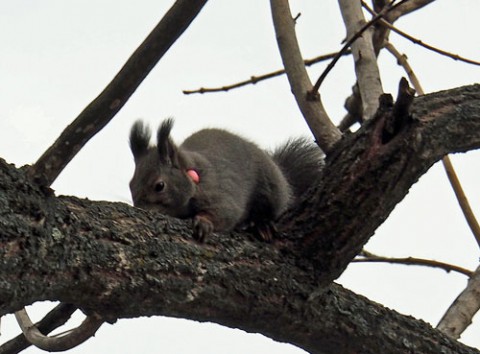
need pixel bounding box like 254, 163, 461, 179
0, 1, 479, 353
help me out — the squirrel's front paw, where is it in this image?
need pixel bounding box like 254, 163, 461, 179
193, 214, 214, 242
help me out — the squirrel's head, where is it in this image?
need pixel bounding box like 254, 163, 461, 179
129, 119, 196, 218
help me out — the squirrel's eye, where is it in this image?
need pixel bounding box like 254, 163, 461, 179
154, 181, 165, 192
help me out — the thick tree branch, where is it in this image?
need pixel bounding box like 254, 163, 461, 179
270, 0, 342, 153
287, 83, 480, 283
1, 84, 479, 354
0, 166, 477, 354
386, 40, 480, 341
29, 0, 209, 187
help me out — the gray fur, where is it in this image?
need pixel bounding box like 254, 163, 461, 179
129, 119, 324, 241
271, 137, 325, 202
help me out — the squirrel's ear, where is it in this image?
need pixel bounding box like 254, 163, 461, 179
130, 120, 151, 161
157, 118, 180, 166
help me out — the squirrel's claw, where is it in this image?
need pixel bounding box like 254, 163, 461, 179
255, 221, 278, 243
193, 214, 214, 242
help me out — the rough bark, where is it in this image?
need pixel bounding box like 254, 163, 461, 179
288, 83, 480, 285
0, 84, 479, 353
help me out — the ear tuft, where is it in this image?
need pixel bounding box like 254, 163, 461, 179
157, 118, 179, 166
129, 120, 151, 161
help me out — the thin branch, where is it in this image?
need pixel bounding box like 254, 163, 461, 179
29, 0, 209, 187
311, 1, 395, 95
363, 3, 480, 66
14, 309, 103, 352
0, 304, 77, 354
269, 0, 341, 153
384, 42, 424, 93
182, 50, 351, 95
437, 265, 480, 339
354, 250, 473, 277
388, 0, 438, 22
442, 156, 480, 248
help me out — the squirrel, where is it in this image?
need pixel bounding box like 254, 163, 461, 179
129, 118, 324, 242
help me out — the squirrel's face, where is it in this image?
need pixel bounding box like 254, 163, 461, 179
130, 150, 196, 218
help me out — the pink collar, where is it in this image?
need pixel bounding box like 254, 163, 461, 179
186, 169, 200, 184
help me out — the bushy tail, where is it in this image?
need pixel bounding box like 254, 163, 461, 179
271, 138, 324, 202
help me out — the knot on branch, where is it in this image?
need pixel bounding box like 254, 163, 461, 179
380, 77, 416, 143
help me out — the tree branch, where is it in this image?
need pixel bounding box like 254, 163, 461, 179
388, 0, 438, 22
0, 157, 479, 354
288, 83, 480, 283
385, 41, 480, 249
385, 39, 480, 342
363, 3, 480, 66
269, 0, 341, 153
437, 265, 480, 339
29, 0, 209, 187
442, 156, 480, 248
0, 304, 76, 354
337, 0, 384, 119
384, 41, 424, 92
354, 250, 473, 277
312, 2, 396, 94
182, 50, 351, 95
0, 84, 479, 354
19, 1, 209, 349
14, 309, 102, 352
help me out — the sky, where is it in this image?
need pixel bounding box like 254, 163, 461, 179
0, 1, 479, 353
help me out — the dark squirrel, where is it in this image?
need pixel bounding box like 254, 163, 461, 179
129, 119, 324, 242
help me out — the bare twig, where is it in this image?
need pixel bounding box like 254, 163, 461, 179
311, 1, 395, 95
388, 0, 437, 22
442, 156, 480, 248
384, 42, 424, 92
14, 309, 103, 352
182, 50, 351, 95
270, 0, 341, 153
354, 250, 473, 277
363, 3, 480, 66
437, 265, 480, 339
30, 0, 210, 187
